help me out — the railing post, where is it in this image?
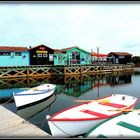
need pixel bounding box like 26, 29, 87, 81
80, 65, 83, 74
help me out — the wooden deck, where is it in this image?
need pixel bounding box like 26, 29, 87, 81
0, 106, 51, 138
0, 64, 134, 78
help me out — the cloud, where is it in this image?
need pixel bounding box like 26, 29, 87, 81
0, 3, 140, 55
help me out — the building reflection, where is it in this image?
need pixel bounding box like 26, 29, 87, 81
107, 73, 132, 87
0, 72, 132, 100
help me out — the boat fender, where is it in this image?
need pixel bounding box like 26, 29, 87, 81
46, 115, 51, 121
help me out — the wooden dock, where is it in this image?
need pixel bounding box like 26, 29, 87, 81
0, 64, 134, 79
0, 106, 51, 138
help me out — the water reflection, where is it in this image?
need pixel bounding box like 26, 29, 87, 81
16, 93, 56, 120
0, 72, 133, 99
0, 88, 26, 103
107, 73, 132, 87
0, 71, 138, 137
54, 73, 132, 97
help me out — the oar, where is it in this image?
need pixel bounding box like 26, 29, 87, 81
74, 99, 109, 103
31, 87, 39, 91
74, 100, 97, 102
108, 108, 140, 112
20, 87, 38, 90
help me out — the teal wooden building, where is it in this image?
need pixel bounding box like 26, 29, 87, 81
53, 46, 92, 65
53, 49, 67, 65
0, 46, 29, 66
60, 46, 92, 65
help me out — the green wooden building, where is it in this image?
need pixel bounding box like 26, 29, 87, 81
53, 49, 67, 65
60, 46, 92, 65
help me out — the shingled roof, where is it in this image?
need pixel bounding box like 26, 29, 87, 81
108, 52, 132, 56
29, 44, 54, 51
0, 46, 28, 52
54, 49, 63, 54
61, 46, 91, 54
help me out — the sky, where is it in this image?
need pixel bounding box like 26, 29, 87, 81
0, 1, 140, 56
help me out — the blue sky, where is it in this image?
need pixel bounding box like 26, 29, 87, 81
0, 2, 140, 56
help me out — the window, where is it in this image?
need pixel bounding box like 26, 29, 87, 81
37, 54, 42, 57
0, 52, 11, 56
58, 55, 62, 63
81, 58, 85, 61
15, 52, 22, 56
119, 56, 124, 58
49, 54, 54, 61
54, 54, 57, 58
43, 54, 48, 57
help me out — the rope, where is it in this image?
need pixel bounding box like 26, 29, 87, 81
22, 118, 46, 126
1, 95, 14, 106
48, 119, 73, 137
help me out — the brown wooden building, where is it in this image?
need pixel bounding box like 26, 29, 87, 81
107, 52, 132, 64
29, 44, 54, 65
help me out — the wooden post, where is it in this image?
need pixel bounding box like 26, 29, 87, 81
64, 66, 66, 75
80, 65, 83, 74
27, 68, 29, 77
97, 46, 99, 64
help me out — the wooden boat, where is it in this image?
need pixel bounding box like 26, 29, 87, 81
84, 109, 140, 138
13, 84, 56, 109
17, 93, 56, 120
46, 94, 138, 137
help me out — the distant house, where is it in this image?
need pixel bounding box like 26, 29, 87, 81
61, 46, 92, 65
0, 46, 29, 66
91, 52, 107, 63
107, 52, 132, 64
29, 44, 55, 65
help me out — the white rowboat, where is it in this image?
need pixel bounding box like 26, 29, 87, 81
84, 109, 140, 138
46, 94, 138, 137
13, 84, 56, 109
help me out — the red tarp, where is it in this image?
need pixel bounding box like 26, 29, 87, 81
91, 52, 107, 57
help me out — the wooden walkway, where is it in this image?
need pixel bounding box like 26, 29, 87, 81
0, 64, 133, 78
0, 106, 51, 138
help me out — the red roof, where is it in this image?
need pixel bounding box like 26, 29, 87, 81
91, 52, 107, 57
0, 46, 28, 52
54, 49, 62, 54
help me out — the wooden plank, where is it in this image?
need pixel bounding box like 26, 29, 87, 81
117, 121, 140, 133
0, 106, 51, 138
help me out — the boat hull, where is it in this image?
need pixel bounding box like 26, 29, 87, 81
17, 93, 56, 119
13, 84, 56, 108
47, 116, 106, 137
85, 110, 140, 138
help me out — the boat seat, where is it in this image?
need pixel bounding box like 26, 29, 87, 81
117, 121, 140, 133
80, 109, 109, 118
97, 134, 108, 138
99, 102, 127, 108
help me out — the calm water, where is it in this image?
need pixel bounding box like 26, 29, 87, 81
1, 68, 140, 137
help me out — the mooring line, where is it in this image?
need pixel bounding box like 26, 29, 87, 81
1, 95, 14, 106
48, 119, 73, 137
